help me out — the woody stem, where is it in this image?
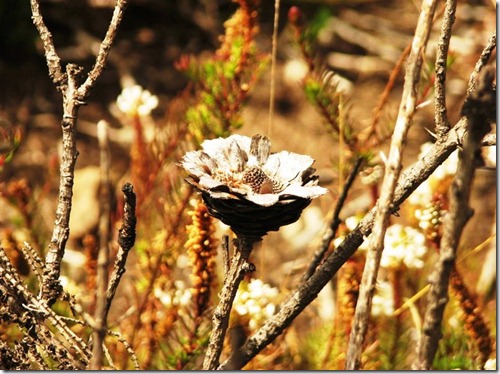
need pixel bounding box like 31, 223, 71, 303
202, 235, 257, 370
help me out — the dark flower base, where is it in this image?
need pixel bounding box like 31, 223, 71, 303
199, 191, 311, 239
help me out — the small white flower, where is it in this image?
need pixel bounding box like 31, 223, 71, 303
155, 282, 192, 307
381, 224, 427, 269
484, 358, 496, 370
483, 145, 496, 167
371, 280, 394, 317
117, 84, 158, 116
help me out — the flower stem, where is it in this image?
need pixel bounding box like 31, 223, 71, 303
202, 236, 257, 370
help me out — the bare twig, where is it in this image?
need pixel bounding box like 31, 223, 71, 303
345, 0, 438, 369
30, 0, 65, 86
366, 43, 411, 143
202, 236, 257, 370
467, 34, 496, 95
219, 113, 470, 370
90, 121, 112, 369
434, 0, 457, 137
413, 66, 495, 370
30, 0, 127, 305
105, 182, 137, 317
77, 0, 127, 99
301, 156, 364, 282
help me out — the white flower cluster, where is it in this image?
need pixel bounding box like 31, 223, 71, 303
414, 202, 443, 237
381, 224, 427, 269
155, 280, 191, 307
117, 84, 158, 116
233, 278, 279, 330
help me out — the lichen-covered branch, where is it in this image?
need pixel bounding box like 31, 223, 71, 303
0, 247, 91, 369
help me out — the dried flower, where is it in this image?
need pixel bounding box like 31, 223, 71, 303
117, 85, 158, 117
180, 134, 327, 238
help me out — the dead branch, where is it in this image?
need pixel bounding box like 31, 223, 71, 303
413, 66, 495, 370
345, 0, 438, 369
105, 182, 137, 317
0, 246, 91, 369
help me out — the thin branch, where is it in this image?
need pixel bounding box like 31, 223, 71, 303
467, 34, 496, 95
202, 236, 257, 370
90, 120, 112, 370
30, 0, 65, 86
367, 43, 411, 143
434, 0, 457, 138
345, 0, 438, 369
105, 182, 137, 318
218, 114, 469, 370
413, 66, 495, 370
301, 156, 364, 282
77, 0, 127, 99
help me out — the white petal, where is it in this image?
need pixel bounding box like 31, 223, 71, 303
245, 193, 280, 206
265, 151, 315, 183
201, 134, 251, 158
279, 184, 328, 199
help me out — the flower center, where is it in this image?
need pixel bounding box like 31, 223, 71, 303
242, 166, 284, 194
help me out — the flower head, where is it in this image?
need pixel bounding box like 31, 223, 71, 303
117, 84, 158, 117
180, 134, 327, 238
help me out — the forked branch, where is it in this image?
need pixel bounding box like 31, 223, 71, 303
30, 0, 127, 305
